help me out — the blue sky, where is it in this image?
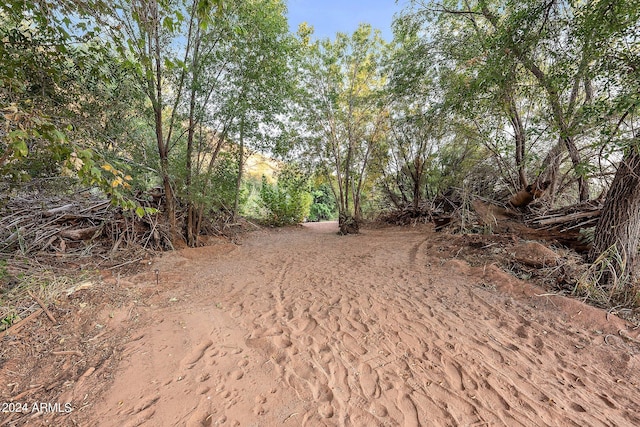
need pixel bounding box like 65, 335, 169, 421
286, 0, 409, 41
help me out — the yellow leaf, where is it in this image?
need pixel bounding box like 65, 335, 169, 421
124, 175, 132, 181
3, 103, 18, 113
111, 177, 123, 188
102, 163, 113, 172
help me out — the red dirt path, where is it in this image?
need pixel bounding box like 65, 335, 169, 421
3, 222, 640, 426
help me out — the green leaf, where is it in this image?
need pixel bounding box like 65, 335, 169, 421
135, 206, 146, 218
162, 17, 175, 32
8, 129, 28, 140
12, 140, 28, 157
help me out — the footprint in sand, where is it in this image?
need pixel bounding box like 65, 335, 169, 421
369, 401, 388, 418
328, 359, 351, 403
570, 402, 587, 412
181, 340, 214, 367
317, 401, 334, 418
129, 395, 160, 415
292, 359, 316, 381
311, 383, 334, 402
442, 358, 465, 391
396, 385, 420, 427
228, 369, 244, 380
340, 331, 368, 355
481, 377, 512, 411
121, 395, 159, 427
285, 372, 313, 400
274, 335, 292, 348
599, 393, 617, 409
253, 394, 268, 416
184, 396, 214, 427
358, 362, 380, 398
291, 316, 318, 335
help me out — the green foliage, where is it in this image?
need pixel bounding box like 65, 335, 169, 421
297, 24, 390, 224
0, 8, 73, 175
65, 150, 157, 215
240, 177, 265, 218
259, 165, 312, 226
308, 183, 337, 222
0, 1, 152, 215
1, 311, 17, 331
170, 139, 241, 214
198, 152, 242, 212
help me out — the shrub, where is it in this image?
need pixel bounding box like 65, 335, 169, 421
308, 183, 337, 221
259, 165, 312, 226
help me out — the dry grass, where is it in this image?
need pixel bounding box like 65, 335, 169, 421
575, 244, 640, 309
0, 257, 96, 334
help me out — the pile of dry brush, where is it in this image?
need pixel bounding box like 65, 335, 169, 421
0, 183, 251, 331
380, 188, 602, 254
0, 189, 170, 266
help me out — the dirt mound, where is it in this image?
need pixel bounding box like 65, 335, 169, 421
2, 222, 640, 426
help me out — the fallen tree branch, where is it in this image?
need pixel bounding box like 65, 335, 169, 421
52, 350, 84, 357
0, 309, 44, 338
27, 290, 57, 324
59, 225, 102, 241
531, 210, 601, 227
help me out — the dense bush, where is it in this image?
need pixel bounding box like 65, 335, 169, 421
308, 183, 337, 222
259, 166, 312, 226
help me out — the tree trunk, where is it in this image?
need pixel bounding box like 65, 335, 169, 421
186, 27, 201, 247
338, 212, 359, 235
155, 97, 176, 246
412, 157, 424, 212
150, 2, 177, 244
193, 129, 227, 237
233, 119, 245, 221
539, 138, 564, 205
185, 93, 197, 245
589, 141, 640, 291
506, 94, 528, 189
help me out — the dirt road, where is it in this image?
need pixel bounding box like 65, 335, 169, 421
73, 222, 640, 426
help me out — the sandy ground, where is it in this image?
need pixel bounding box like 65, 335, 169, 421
4, 222, 640, 426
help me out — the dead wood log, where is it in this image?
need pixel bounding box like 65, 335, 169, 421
78, 200, 111, 213
531, 210, 601, 227
59, 226, 102, 241
44, 204, 76, 217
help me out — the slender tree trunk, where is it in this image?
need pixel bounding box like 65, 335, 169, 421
527, 63, 590, 201
539, 138, 564, 205
194, 130, 227, 237
589, 140, 640, 291
506, 95, 528, 189
186, 26, 201, 247
554, 113, 590, 202
344, 141, 353, 216
233, 119, 245, 221
186, 119, 195, 245
149, 1, 176, 244
339, 137, 358, 234
412, 157, 424, 211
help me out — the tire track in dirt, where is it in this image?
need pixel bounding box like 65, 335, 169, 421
80, 223, 640, 427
